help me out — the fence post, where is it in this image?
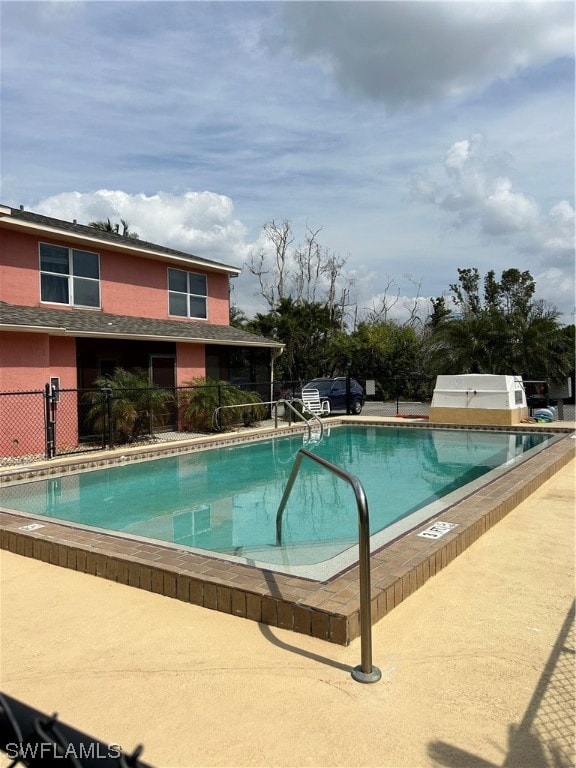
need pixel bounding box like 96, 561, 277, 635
44, 383, 56, 459
101, 387, 114, 449
346, 372, 351, 415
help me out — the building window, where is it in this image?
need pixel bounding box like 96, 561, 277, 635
168, 268, 207, 319
40, 243, 100, 308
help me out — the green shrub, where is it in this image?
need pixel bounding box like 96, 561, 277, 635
179, 378, 266, 432
85, 368, 171, 443
239, 390, 267, 426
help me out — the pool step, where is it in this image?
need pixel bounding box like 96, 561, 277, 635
218, 537, 357, 568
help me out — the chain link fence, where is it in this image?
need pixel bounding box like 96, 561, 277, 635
1, 379, 573, 467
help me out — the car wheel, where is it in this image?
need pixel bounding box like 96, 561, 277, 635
351, 398, 363, 414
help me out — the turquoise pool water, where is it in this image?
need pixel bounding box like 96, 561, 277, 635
1, 426, 553, 573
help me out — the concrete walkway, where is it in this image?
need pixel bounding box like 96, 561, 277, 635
1, 460, 574, 768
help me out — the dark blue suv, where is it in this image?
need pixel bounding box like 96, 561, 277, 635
298, 377, 365, 414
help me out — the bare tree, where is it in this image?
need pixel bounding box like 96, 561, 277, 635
246, 219, 352, 318
247, 219, 294, 309
402, 274, 425, 328
292, 225, 323, 302
338, 283, 359, 331
365, 275, 401, 324
363, 274, 426, 328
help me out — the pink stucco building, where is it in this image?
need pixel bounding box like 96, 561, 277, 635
0, 205, 282, 457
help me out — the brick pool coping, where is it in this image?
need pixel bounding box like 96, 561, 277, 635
1, 420, 574, 645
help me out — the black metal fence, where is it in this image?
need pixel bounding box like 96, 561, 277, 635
1, 378, 572, 467
0, 382, 273, 466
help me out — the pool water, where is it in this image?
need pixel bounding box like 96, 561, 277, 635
1, 426, 553, 573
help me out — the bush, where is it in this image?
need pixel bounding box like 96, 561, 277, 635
178, 378, 266, 432
84, 368, 172, 444
239, 390, 267, 426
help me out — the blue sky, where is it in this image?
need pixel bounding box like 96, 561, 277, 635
1, 1, 574, 323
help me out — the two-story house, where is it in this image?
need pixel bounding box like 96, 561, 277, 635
0, 204, 283, 457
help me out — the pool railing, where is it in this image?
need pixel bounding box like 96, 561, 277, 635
213, 399, 324, 441
275, 447, 382, 684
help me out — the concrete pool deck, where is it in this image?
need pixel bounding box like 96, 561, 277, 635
1, 456, 574, 767
1, 419, 574, 649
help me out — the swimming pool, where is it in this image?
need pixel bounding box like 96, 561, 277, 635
1, 425, 556, 579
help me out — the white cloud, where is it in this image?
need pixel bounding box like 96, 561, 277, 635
481, 178, 539, 236
535, 266, 575, 320
34, 190, 250, 265
542, 200, 576, 265
412, 133, 574, 251
411, 134, 575, 318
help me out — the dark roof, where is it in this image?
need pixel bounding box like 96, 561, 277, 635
0, 302, 282, 349
0, 205, 240, 275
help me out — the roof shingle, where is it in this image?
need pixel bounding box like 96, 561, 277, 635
0, 302, 282, 349
0, 205, 240, 274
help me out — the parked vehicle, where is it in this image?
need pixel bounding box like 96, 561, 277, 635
294, 377, 365, 414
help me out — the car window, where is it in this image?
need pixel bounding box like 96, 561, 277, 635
305, 380, 331, 394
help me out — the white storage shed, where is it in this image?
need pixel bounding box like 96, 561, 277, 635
429, 374, 528, 426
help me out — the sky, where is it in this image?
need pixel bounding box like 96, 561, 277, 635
1, 0, 574, 325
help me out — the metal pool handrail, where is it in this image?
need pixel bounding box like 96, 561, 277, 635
212, 399, 281, 432
274, 398, 324, 441
275, 447, 382, 684
213, 399, 324, 440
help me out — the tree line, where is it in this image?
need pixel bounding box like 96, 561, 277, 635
232, 220, 574, 398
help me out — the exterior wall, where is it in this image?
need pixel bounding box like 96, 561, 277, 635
48, 336, 79, 450
48, 336, 78, 389
0, 331, 50, 391
101, 251, 230, 324
1, 230, 48, 306
0, 229, 231, 324
0, 332, 79, 457
0, 332, 50, 457
0, 332, 76, 391
175, 343, 205, 385
428, 406, 529, 426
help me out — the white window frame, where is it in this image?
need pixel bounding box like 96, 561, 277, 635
168, 268, 208, 320
39, 242, 101, 309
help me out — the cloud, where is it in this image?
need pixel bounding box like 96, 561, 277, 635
34, 190, 250, 265
3, 3, 573, 323
481, 177, 540, 237
275, 1, 574, 107
411, 134, 575, 314
541, 201, 576, 266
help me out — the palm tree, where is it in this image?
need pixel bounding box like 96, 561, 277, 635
89, 218, 139, 238
426, 268, 574, 382
425, 313, 497, 375
426, 306, 573, 382
84, 368, 170, 443
178, 378, 265, 432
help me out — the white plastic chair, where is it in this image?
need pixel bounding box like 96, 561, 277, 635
301, 389, 330, 417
